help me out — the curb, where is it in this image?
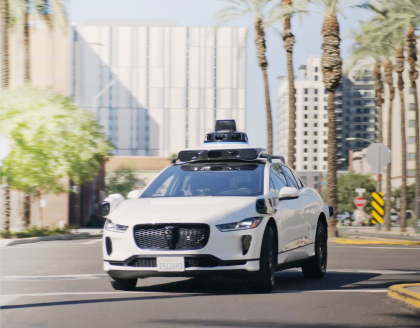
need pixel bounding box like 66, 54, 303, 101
0, 233, 102, 247
332, 237, 420, 246
388, 283, 420, 309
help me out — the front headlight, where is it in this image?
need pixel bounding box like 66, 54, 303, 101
216, 217, 263, 232
104, 219, 128, 233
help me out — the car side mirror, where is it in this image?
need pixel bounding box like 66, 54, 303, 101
101, 193, 125, 216
100, 201, 110, 217
127, 190, 142, 199
279, 187, 299, 200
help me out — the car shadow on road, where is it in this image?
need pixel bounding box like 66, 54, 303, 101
135, 269, 408, 294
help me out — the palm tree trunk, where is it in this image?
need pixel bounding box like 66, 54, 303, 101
22, 1, 32, 226
395, 47, 407, 232
326, 90, 338, 237
406, 24, 419, 230
1, 0, 11, 232
282, 0, 296, 168
373, 61, 384, 192
1, 0, 9, 88
384, 59, 394, 231
23, 0, 31, 82
321, 12, 342, 238
254, 16, 273, 154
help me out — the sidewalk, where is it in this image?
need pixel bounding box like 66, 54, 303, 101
0, 228, 102, 247
388, 284, 420, 309
338, 226, 420, 241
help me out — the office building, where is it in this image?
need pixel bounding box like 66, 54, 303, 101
72, 22, 247, 156
275, 56, 377, 172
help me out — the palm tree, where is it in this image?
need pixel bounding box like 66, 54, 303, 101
281, 0, 297, 168
0, 0, 11, 232
406, 23, 420, 230
359, 0, 420, 231
218, 0, 274, 153
319, 0, 342, 238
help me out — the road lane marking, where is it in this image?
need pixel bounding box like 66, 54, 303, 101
2, 268, 419, 282
328, 269, 420, 275
308, 289, 387, 293
1, 274, 107, 281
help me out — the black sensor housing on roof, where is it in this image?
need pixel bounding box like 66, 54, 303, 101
205, 120, 248, 143
215, 119, 237, 132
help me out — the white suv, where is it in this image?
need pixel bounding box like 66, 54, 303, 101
102, 122, 332, 292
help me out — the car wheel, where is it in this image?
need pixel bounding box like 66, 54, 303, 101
110, 278, 137, 291
302, 221, 327, 278
250, 225, 276, 293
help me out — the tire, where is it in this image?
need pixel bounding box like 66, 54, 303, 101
110, 278, 137, 291
302, 221, 327, 278
250, 225, 276, 293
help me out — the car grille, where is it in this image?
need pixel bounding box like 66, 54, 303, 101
133, 224, 210, 250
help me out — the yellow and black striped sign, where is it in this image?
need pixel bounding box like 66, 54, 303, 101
371, 192, 384, 224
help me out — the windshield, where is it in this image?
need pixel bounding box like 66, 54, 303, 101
141, 162, 264, 197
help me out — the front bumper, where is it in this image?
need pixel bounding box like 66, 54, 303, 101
103, 222, 266, 276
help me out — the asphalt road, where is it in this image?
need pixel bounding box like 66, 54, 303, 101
1, 239, 420, 328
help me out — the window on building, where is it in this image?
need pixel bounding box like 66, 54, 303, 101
314, 165, 318, 170
304, 157, 308, 161
304, 106, 308, 110
314, 106, 318, 110
409, 103, 416, 111
304, 140, 308, 144
314, 140, 318, 144
315, 67, 319, 73
408, 169, 416, 177
304, 148, 308, 152
304, 114, 308, 119
314, 89, 318, 94
304, 123, 308, 127
409, 136, 416, 144
409, 120, 416, 128
304, 97, 308, 102
314, 149, 318, 152
314, 75, 319, 81
324, 123, 328, 127
314, 131, 318, 136
304, 165, 308, 170
304, 131, 308, 136
324, 157, 328, 161
313, 157, 318, 161
314, 114, 318, 119
314, 97, 318, 102
408, 153, 416, 160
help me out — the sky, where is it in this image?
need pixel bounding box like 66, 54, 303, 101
69, 0, 371, 147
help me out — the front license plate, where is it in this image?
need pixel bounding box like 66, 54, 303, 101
156, 257, 185, 272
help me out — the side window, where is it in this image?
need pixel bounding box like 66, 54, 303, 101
291, 170, 304, 189
281, 165, 299, 189
270, 167, 287, 193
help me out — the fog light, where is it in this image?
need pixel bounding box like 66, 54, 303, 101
105, 237, 112, 256
241, 235, 252, 255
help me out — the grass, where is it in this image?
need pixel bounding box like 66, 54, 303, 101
0, 226, 72, 239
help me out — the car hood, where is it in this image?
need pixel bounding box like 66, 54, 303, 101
108, 196, 258, 225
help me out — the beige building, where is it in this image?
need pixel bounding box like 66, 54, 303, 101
0, 17, 71, 230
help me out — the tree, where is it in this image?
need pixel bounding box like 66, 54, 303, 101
0, 0, 11, 231
359, 0, 420, 231
0, 87, 112, 221
319, 0, 343, 237
218, 0, 274, 153
337, 173, 376, 214
105, 168, 145, 197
